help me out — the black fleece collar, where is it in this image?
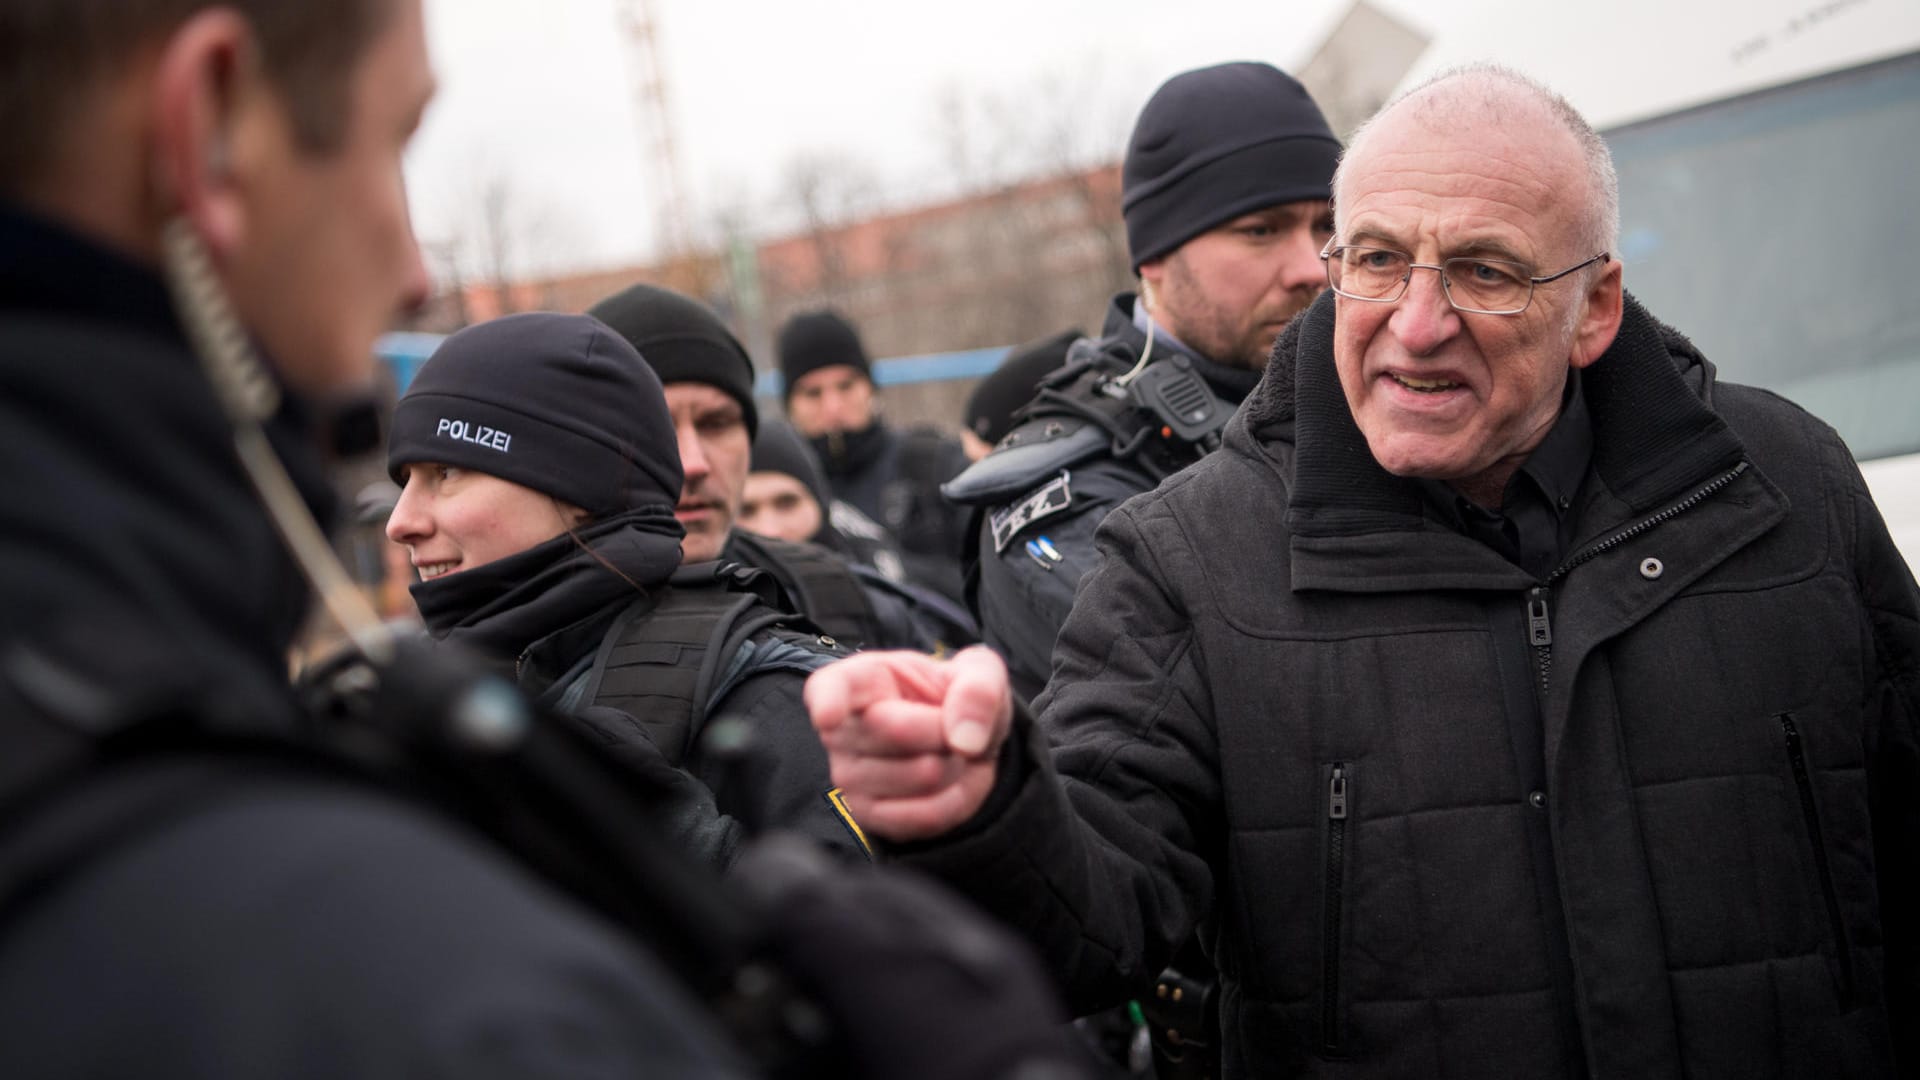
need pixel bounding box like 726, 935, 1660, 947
812, 420, 894, 477
412, 508, 684, 678
1236, 289, 1744, 542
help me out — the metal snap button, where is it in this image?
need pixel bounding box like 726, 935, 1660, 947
1528, 790, 1547, 810
1638, 557, 1665, 580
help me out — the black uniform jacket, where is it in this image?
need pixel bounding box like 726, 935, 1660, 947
898, 292, 1920, 1079
970, 293, 1261, 702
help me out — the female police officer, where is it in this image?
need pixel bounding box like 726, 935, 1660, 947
385, 311, 866, 865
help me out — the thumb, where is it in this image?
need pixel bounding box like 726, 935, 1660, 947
942, 646, 1012, 759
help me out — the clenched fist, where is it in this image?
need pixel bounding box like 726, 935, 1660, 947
804, 646, 1014, 842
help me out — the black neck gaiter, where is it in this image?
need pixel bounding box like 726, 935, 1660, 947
812, 420, 890, 477
410, 507, 685, 663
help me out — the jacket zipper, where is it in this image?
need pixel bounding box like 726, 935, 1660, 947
1520, 462, 1750, 694
1323, 763, 1349, 1052
1779, 714, 1857, 1003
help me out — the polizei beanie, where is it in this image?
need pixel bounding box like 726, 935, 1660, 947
387, 312, 683, 517
1122, 62, 1340, 271
588, 283, 760, 438
776, 309, 871, 397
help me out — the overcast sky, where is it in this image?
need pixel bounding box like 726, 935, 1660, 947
403, 0, 1454, 279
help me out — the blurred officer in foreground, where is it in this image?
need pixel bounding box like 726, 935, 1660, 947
812, 66, 1920, 1078
593, 283, 974, 652
778, 308, 973, 604
0, 2, 1090, 1076
946, 62, 1339, 704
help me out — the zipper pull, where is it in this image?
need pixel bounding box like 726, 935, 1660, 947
1526, 587, 1553, 648
1329, 764, 1349, 820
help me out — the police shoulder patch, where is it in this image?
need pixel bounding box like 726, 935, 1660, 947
989, 471, 1072, 554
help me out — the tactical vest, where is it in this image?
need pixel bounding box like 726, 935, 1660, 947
723, 532, 888, 650
567, 561, 841, 766
942, 339, 1235, 515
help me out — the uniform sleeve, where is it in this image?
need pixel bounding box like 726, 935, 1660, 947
1850, 458, 1920, 1068
697, 670, 873, 863
894, 500, 1221, 1014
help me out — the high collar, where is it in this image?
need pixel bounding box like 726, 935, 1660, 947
413, 508, 685, 684
0, 202, 182, 338
0, 201, 333, 730
812, 420, 893, 478
1103, 292, 1264, 405
1228, 288, 1746, 587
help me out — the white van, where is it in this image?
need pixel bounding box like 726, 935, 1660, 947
1396, 0, 1920, 565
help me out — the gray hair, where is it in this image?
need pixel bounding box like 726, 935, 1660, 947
1334, 63, 1620, 261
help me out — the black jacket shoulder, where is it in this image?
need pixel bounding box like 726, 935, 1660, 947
0, 774, 752, 1078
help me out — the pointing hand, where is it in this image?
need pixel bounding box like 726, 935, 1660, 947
805, 646, 1013, 842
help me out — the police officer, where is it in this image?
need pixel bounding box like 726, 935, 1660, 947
778, 308, 974, 605
947, 62, 1340, 704
745, 418, 980, 652
0, 3, 1093, 1076
591, 283, 975, 653
960, 328, 1082, 462
384, 312, 868, 866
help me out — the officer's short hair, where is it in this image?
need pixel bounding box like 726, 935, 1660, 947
0, 0, 398, 193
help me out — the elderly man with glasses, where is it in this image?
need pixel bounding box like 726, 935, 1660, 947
805, 63, 1920, 1078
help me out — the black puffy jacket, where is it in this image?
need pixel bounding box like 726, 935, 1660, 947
900, 292, 1920, 1078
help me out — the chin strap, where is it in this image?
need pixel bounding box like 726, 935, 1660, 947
158, 217, 394, 666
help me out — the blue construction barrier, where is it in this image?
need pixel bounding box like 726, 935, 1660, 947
377, 332, 1009, 396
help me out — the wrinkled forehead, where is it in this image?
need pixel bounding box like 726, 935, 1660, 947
1337, 87, 1589, 250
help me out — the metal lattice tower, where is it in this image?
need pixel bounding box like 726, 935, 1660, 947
613, 0, 694, 267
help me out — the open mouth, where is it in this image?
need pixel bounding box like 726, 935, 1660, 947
1388, 372, 1463, 394
416, 560, 460, 581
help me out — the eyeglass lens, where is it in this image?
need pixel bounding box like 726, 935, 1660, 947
1328, 248, 1533, 314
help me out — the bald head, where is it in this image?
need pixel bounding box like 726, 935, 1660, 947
1336, 65, 1619, 259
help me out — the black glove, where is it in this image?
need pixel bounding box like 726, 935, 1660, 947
732, 835, 1097, 1080
569, 706, 746, 870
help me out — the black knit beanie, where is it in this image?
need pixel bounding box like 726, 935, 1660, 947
749, 418, 831, 513
776, 309, 871, 398
387, 312, 682, 518
587, 283, 759, 438
1123, 62, 1340, 271
966, 327, 1082, 446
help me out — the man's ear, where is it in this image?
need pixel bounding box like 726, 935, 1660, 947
1569, 258, 1624, 370
1136, 262, 1163, 313
148, 9, 259, 258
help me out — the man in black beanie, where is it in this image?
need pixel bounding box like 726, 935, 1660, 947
587, 283, 760, 564
592, 284, 968, 652
937, 62, 1336, 1075
946, 60, 1340, 705
777, 309, 973, 606
960, 328, 1083, 461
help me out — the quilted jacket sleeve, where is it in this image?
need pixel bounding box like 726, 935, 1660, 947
894, 498, 1222, 1013
1851, 457, 1920, 1073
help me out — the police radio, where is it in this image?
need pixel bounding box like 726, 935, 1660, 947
1123, 354, 1233, 452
